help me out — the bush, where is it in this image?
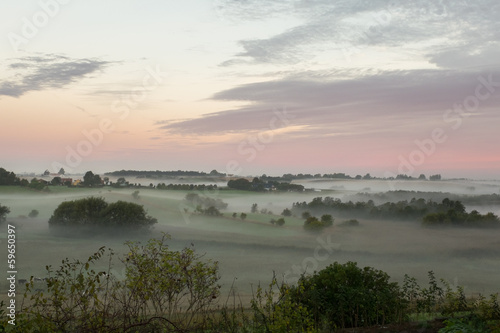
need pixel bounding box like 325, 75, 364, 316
18, 234, 220, 332
291, 261, 405, 329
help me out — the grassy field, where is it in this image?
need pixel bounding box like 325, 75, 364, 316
1, 183, 500, 306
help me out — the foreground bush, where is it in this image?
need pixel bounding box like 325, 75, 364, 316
17, 234, 220, 332
291, 261, 405, 329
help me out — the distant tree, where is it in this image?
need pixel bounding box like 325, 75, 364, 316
251, 203, 258, 213
58, 167, 65, 175
30, 178, 48, 191
0, 167, 19, 185
48, 197, 156, 233
240, 213, 247, 221
132, 190, 140, 200
227, 178, 252, 191
429, 174, 442, 181
43, 169, 50, 176
103, 177, 110, 185
83, 171, 102, 187
209, 169, 223, 176
116, 177, 127, 186
20, 178, 29, 187
51, 177, 62, 186
232, 212, 237, 218
340, 219, 360, 227
418, 174, 427, 180
303, 216, 324, 231
281, 208, 292, 217
321, 214, 334, 227
184, 193, 228, 210
28, 209, 39, 218
0, 204, 10, 222
363, 173, 372, 180
201, 206, 223, 217
251, 177, 265, 191
276, 218, 285, 226
100, 201, 157, 228
301, 211, 311, 219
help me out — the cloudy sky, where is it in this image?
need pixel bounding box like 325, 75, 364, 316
1, 0, 499, 178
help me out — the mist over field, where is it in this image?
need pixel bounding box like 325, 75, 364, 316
1, 177, 500, 302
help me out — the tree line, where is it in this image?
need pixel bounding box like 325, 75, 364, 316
292, 197, 500, 227
227, 177, 305, 192
106, 169, 225, 178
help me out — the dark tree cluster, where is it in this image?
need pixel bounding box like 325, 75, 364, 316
157, 183, 218, 191
184, 193, 228, 210
293, 197, 500, 227
19, 178, 50, 191
345, 191, 500, 206
82, 171, 103, 187
227, 177, 304, 192
303, 214, 334, 231
0, 167, 20, 185
195, 205, 223, 217
48, 197, 157, 234
269, 217, 285, 226
106, 169, 225, 178
423, 198, 500, 227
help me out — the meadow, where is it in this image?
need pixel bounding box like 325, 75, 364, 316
1, 177, 500, 306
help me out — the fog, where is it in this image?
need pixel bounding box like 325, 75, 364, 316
295, 178, 500, 195
1, 178, 500, 303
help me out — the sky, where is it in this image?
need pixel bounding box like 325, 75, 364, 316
1, 0, 499, 179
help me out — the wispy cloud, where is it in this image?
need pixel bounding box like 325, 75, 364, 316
219, 0, 500, 69
0, 53, 112, 97
160, 68, 500, 137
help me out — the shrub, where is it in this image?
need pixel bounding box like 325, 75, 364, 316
19, 234, 220, 332
291, 261, 405, 329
